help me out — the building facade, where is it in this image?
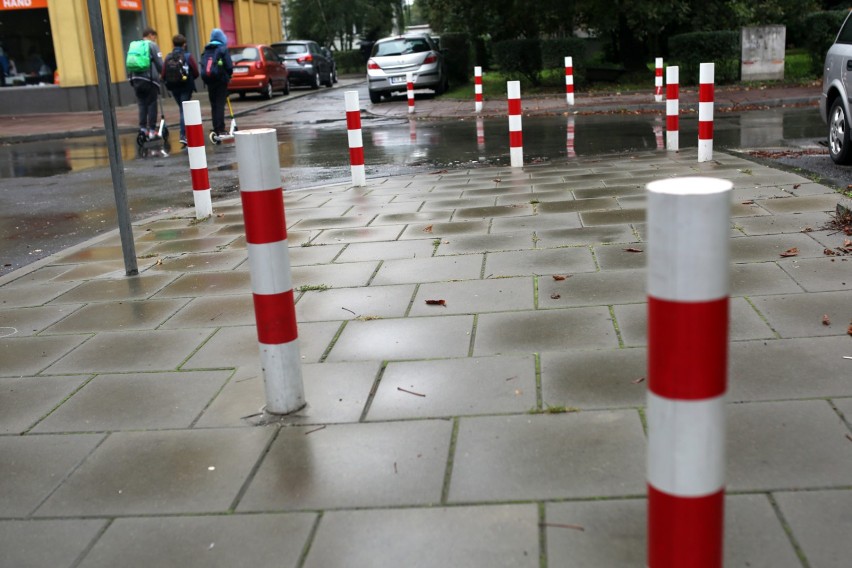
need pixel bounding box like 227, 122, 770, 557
0, 0, 282, 115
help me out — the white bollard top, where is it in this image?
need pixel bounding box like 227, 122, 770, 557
507, 80, 521, 99
183, 99, 201, 124
235, 129, 281, 192
345, 90, 359, 112
647, 176, 730, 196
565, 56, 573, 67
475, 66, 482, 75
700, 62, 715, 84
656, 57, 663, 66
666, 66, 679, 84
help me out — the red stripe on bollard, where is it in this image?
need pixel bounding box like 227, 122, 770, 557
699, 83, 714, 100
253, 290, 299, 344
508, 99, 522, 115
509, 130, 523, 148
666, 83, 678, 100
648, 485, 724, 568
349, 146, 365, 166
698, 121, 714, 139
346, 110, 361, 130
186, 124, 204, 147
666, 115, 679, 131
240, 188, 287, 244
190, 168, 209, 192
648, 296, 728, 400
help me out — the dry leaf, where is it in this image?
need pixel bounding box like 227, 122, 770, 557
779, 247, 799, 257
425, 299, 447, 306
155, 258, 163, 265
422, 224, 433, 233
793, 184, 801, 189
550, 293, 561, 299
825, 248, 837, 256
429, 169, 449, 175
844, 239, 852, 248
552, 274, 569, 281
801, 226, 813, 233
216, 213, 225, 218
741, 200, 755, 205
632, 377, 646, 384
624, 247, 643, 253
822, 314, 831, 326
493, 178, 502, 183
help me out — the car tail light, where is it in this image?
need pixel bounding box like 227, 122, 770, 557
367, 59, 381, 70
424, 53, 437, 64
297, 54, 313, 64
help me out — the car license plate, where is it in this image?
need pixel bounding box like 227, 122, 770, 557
233, 67, 249, 75
390, 75, 407, 84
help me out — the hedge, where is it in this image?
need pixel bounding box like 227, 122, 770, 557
491, 39, 543, 85
668, 31, 740, 84
335, 50, 365, 75
802, 11, 848, 76
541, 38, 587, 83
439, 32, 471, 87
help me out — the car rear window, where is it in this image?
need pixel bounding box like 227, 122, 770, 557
278, 44, 308, 54
230, 47, 259, 62
373, 39, 430, 57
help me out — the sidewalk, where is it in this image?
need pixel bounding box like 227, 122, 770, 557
1, 83, 851, 567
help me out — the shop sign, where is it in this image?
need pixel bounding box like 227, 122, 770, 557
176, 0, 193, 16
0, 0, 49, 10
118, 0, 142, 11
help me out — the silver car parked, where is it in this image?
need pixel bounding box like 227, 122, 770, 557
367, 33, 448, 104
821, 11, 852, 164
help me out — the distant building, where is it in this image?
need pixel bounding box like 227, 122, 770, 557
0, 0, 283, 115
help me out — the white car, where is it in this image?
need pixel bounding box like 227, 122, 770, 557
367, 33, 448, 104
821, 11, 852, 164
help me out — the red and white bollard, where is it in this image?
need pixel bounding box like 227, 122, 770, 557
406, 72, 415, 114
507, 80, 523, 168
183, 100, 213, 219
654, 114, 665, 150
646, 176, 731, 568
565, 56, 575, 106
235, 128, 306, 415
666, 66, 679, 151
655, 58, 663, 102
698, 63, 715, 163
566, 115, 576, 158
474, 66, 483, 113
345, 91, 366, 187
409, 117, 417, 142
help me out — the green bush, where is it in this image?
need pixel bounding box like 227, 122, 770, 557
492, 39, 542, 86
802, 11, 848, 76
335, 49, 365, 75
540, 38, 587, 83
439, 32, 471, 87
668, 31, 740, 84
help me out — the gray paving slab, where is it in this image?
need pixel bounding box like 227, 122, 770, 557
195, 361, 379, 427
32, 370, 230, 432
77, 513, 316, 568
580, 208, 647, 226
159, 295, 254, 328
311, 225, 405, 245
833, 397, 852, 426
730, 232, 826, 262
434, 233, 535, 255
729, 337, 852, 402
733, 211, 833, 235
371, 211, 453, 225
334, 239, 436, 263
49, 245, 154, 265
540, 348, 646, 410
45, 329, 212, 374
292, 260, 379, 289
484, 247, 596, 277
593, 244, 646, 270
535, 225, 637, 248
48, 274, 177, 304
0, 334, 89, 377
371, 255, 483, 285
136, 226, 221, 242
149, 251, 247, 273
0, 375, 90, 434
613, 297, 775, 347
146, 236, 237, 255
0, 433, 104, 517
0, 303, 82, 336
474, 307, 619, 355
399, 220, 490, 240
36, 428, 274, 517
779, 257, 852, 292
727, 400, 852, 491
537, 197, 619, 214
0, 519, 107, 568
755, 194, 844, 214
490, 212, 583, 233
751, 290, 852, 338
237, 420, 452, 511
48, 261, 125, 282
538, 270, 647, 308
326, 315, 473, 361
775, 490, 852, 568
293, 215, 374, 230
303, 504, 539, 568
182, 321, 341, 367
151, 271, 251, 298
410, 277, 534, 316
368, 355, 536, 420
545, 494, 800, 567
730, 262, 804, 295
448, 411, 646, 502
44, 298, 188, 333
0, 280, 78, 309
296, 284, 415, 322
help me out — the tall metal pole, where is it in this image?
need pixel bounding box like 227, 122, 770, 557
86, 0, 138, 276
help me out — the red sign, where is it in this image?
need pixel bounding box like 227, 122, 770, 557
118, 0, 142, 11
0, 0, 49, 10
176, 0, 193, 16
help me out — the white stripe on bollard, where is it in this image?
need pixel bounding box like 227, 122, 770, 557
698, 63, 715, 162
665, 66, 679, 151
183, 100, 212, 219
565, 56, 575, 106
507, 80, 523, 168
646, 176, 732, 568
655, 57, 663, 102
345, 91, 366, 187
235, 128, 306, 416
474, 66, 483, 113
407, 72, 415, 114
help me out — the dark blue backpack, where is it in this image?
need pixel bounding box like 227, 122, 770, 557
199, 46, 225, 84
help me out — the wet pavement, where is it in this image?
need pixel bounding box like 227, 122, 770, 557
2, 81, 852, 567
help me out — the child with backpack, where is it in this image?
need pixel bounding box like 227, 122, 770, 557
126, 28, 164, 140
199, 28, 233, 139
162, 34, 199, 146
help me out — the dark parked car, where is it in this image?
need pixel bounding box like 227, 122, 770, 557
821, 11, 852, 164
227, 44, 289, 100
271, 40, 334, 89
366, 33, 448, 104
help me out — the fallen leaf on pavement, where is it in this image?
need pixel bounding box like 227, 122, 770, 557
632, 377, 646, 384
429, 169, 448, 175
793, 184, 801, 189
822, 314, 831, 326
741, 200, 755, 205
824, 248, 837, 256
550, 293, 561, 299
779, 247, 799, 257
552, 274, 569, 281
801, 226, 813, 232
624, 247, 643, 253
425, 299, 447, 306
493, 178, 502, 183
422, 225, 433, 233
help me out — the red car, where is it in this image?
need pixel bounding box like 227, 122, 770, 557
227, 44, 289, 99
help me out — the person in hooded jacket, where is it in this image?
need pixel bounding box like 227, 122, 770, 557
200, 28, 233, 137
162, 34, 199, 145
128, 28, 164, 140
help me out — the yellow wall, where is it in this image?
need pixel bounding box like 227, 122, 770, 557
44, 0, 281, 88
